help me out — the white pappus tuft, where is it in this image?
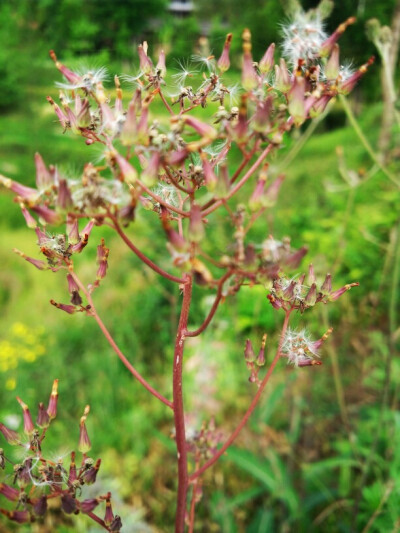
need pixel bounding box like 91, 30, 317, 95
281, 12, 327, 67
56, 66, 108, 91
281, 328, 320, 366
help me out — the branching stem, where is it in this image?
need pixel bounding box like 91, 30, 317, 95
189, 309, 291, 482
69, 270, 173, 409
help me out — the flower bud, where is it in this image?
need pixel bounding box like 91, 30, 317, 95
0, 483, 19, 502
183, 116, 217, 140
309, 94, 331, 118
256, 334, 267, 366
200, 153, 217, 191
67, 216, 80, 245
110, 515, 123, 532
47, 96, 69, 130
120, 100, 138, 147
104, 494, 114, 526
47, 379, 59, 420
320, 17, 356, 57
33, 495, 47, 517
215, 164, 230, 198
68, 451, 77, 484
244, 339, 256, 363
267, 293, 282, 310
20, 205, 37, 229
96, 238, 109, 280
5, 510, 30, 524
259, 43, 275, 74
78, 405, 92, 454
141, 152, 161, 187
320, 273, 332, 294
114, 152, 138, 184
217, 33, 232, 73
288, 76, 306, 126
339, 57, 374, 95
325, 44, 340, 80
249, 168, 268, 211
0, 175, 37, 200
138, 43, 153, 74
61, 492, 77, 514
0, 423, 20, 445
50, 50, 81, 85
252, 97, 273, 133
15, 459, 31, 488
156, 49, 166, 77
329, 282, 359, 301
242, 50, 258, 91
31, 205, 61, 226
82, 458, 101, 485
305, 283, 317, 306
264, 174, 284, 207
67, 274, 82, 306
274, 59, 291, 93
50, 300, 77, 314
16, 397, 35, 435
37, 402, 50, 429
57, 179, 73, 210
70, 218, 95, 254
80, 498, 99, 513
76, 96, 92, 128
35, 153, 52, 190
308, 264, 316, 284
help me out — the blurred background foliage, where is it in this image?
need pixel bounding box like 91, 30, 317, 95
0, 0, 400, 531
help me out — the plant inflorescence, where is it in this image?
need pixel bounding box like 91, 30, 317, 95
0, 3, 369, 531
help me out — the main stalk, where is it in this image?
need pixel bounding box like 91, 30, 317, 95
173, 274, 193, 532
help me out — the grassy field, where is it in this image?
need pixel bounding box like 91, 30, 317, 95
0, 64, 399, 531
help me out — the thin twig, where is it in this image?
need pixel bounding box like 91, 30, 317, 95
339, 94, 400, 187
110, 215, 184, 284
186, 270, 233, 337
189, 309, 292, 482
69, 270, 173, 409
202, 144, 274, 216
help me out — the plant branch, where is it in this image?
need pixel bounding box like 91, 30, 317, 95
110, 215, 184, 284
189, 309, 291, 482
87, 511, 109, 530
69, 270, 173, 409
339, 94, 400, 187
185, 270, 233, 337
202, 144, 274, 216
201, 141, 260, 211
158, 88, 174, 115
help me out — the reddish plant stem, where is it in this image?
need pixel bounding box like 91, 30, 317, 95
87, 511, 109, 530
185, 270, 233, 337
201, 143, 259, 212
202, 144, 273, 216
69, 270, 173, 409
189, 309, 292, 482
158, 88, 174, 115
173, 274, 192, 533
110, 216, 184, 284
